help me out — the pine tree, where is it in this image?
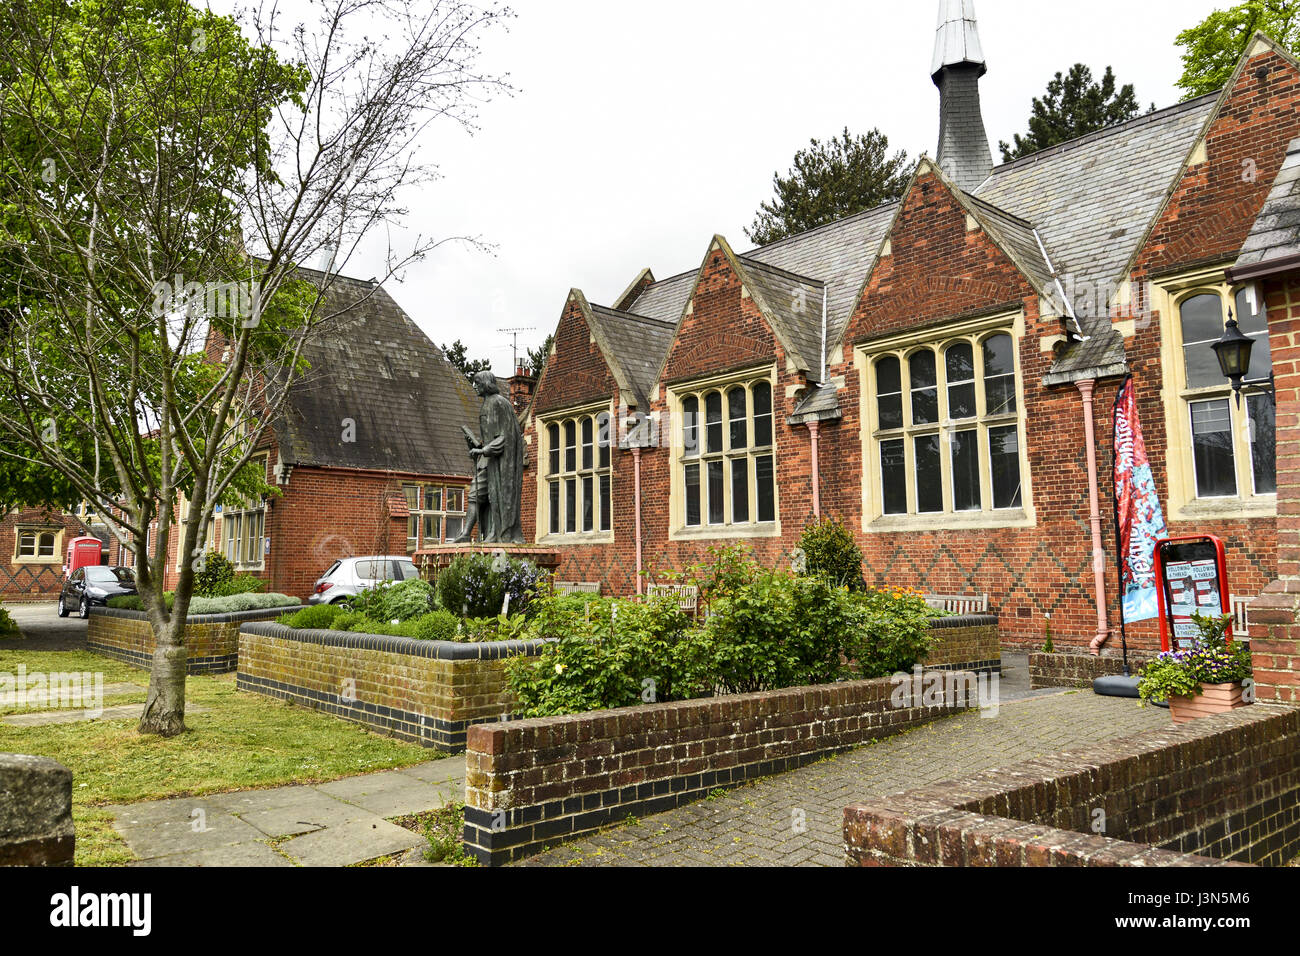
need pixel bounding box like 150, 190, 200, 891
999, 65, 1150, 163
746, 128, 909, 247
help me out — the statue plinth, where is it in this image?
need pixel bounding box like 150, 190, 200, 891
413, 544, 562, 582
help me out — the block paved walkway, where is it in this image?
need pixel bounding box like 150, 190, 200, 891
106, 757, 465, 866
517, 686, 1167, 867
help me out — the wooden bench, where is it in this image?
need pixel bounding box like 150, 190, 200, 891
555, 581, 601, 596
923, 592, 990, 615
646, 583, 700, 614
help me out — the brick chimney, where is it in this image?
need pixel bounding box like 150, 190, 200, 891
933, 0, 993, 192
508, 365, 536, 414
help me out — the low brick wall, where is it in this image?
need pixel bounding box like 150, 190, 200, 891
463, 671, 977, 866
1029, 648, 1157, 689
237, 623, 546, 752
0, 754, 74, 866
844, 704, 1300, 867
88, 606, 299, 674
925, 615, 1000, 673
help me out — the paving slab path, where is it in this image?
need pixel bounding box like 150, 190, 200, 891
517, 686, 1168, 867
106, 757, 465, 867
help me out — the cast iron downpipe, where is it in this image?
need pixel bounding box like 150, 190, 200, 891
807, 420, 822, 519
1077, 379, 1111, 652
632, 445, 643, 595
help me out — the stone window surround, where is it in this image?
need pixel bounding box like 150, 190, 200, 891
1153, 265, 1277, 522
666, 364, 781, 542
855, 308, 1036, 533
13, 527, 62, 565
536, 399, 615, 546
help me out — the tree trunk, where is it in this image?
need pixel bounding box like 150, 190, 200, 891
138, 624, 187, 737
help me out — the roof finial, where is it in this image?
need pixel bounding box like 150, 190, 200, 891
932, 0, 987, 82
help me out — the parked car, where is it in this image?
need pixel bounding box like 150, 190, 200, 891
58, 565, 138, 619
307, 556, 421, 606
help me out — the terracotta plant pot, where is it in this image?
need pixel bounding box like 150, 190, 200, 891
1168, 682, 1248, 724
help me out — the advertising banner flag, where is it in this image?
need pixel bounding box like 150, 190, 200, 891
1113, 376, 1167, 623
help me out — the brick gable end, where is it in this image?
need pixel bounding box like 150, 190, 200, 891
533, 298, 620, 416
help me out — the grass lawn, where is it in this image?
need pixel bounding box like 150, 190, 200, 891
0, 649, 440, 866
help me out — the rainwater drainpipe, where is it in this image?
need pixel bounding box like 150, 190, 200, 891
632, 445, 644, 595
1077, 379, 1111, 652
808, 420, 822, 519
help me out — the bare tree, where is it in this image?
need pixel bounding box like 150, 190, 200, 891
0, 0, 511, 735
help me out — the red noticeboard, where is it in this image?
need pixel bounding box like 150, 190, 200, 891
1153, 535, 1233, 652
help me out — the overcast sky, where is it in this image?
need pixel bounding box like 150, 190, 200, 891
275, 0, 1229, 373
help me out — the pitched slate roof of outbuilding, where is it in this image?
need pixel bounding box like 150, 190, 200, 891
1233, 135, 1300, 274
273, 268, 479, 476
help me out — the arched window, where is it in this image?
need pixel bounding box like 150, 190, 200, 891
867, 329, 1024, 519
679, 378, 777, 530
543, 410, 615, 538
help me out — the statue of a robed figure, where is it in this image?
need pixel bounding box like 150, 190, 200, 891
454, 371, 526, 544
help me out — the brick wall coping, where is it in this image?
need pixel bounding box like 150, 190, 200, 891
844, 703, 1299, 867
928, 614, 997, 630
89, 604, 301, 625
239, 621, 550, 661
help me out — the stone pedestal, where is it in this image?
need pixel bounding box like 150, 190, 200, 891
0, 754, 74, 866
413, 545, 562, 583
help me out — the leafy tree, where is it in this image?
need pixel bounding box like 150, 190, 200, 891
746, 128, 909, 246
999, 64, 1151, 162
0, 0, 510, 736
441, 339, 493, 382
1175, 1, 1300, 99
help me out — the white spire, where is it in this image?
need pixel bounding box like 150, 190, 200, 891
932, 0, 986, 80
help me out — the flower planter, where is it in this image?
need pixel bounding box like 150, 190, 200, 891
1168, 682, 1248, 724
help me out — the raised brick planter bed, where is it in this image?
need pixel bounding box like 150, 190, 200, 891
844, 704, 1300, 867
463, 671, 978, 866
925, 615, 1000, 673
1029, 648, 1157, 689
237, 622, 547, 752
87, 605, 300, 674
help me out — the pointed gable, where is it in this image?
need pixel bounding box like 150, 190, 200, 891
845, 159, 1047, 345
658, 236, 824, 387
532, 290, 622, 416
1131, 34, 1300, 279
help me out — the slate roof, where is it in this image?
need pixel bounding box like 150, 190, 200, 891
590, 77, 1243, 388
1233, 135, 1300, 274
586, 304, 677, 409
272, 269, 479, 476
787, 383, 842, 424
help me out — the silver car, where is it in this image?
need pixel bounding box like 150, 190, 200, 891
308, 556, 421, 605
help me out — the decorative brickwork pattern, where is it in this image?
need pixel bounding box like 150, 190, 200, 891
844, 705, 1300, 867
236, 623, 545, 752
462, 672, 976, 866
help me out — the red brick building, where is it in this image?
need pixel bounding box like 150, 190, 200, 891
0, 507, 95, 601
517, 12, 1300, 657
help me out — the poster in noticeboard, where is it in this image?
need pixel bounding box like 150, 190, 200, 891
1154, 536, 1233, 652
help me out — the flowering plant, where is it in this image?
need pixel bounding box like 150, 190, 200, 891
1137, 612, 1252, 705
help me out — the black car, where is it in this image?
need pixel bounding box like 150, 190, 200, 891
58, 566, 138, 619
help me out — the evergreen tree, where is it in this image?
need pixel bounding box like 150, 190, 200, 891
746, 128, 909, 246
441, 339, 493, 382
999, 65, 1150, 162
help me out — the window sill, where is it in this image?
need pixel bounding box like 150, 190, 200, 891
536, 533, 614, 547
14, 557, 61, 566
670, 523, 781, 542
864, 509, 1036, 533
1170, 497, 1276, 522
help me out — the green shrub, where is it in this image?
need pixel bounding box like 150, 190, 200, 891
413, 609, 460, 642
193, 551, 236, 598
436, 553, 546, 619
504, 593, 691, 718
218, 573, 266, 597
278, 604, 343, 630
0, 604, 19, 639
796, 517, 865, 590
852, 586, 940, 677
376, 578, 436, 622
